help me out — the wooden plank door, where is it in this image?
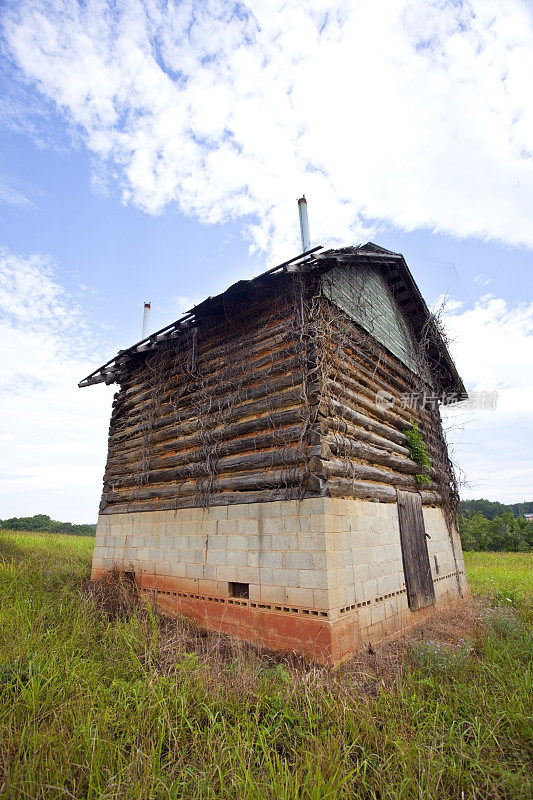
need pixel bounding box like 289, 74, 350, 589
397, 490, 436, 611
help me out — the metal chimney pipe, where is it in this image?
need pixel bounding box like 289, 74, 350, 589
142, 302, 151, 338
298, 196, 311, 252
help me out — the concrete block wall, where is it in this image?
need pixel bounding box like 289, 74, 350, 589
321, 499, 467, 642
92, 498, 335, 614
91, 496, 467, 663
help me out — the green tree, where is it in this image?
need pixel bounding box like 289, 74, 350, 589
459, 510, 532, 552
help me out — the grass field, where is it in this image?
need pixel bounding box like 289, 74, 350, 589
464, 551, 533, 603
0, 532, 531, 800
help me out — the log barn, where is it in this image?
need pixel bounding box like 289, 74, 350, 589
81, 242, 469, 664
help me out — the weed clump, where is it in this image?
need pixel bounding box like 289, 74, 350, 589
405, 422, 434, 486
83, 568, 140, 620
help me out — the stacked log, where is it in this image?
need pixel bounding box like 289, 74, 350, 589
100, 286, 318, 514
309, 298, 445, 506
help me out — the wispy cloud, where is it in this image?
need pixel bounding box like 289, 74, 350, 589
0, 248, 114, 521
165, 295, 204, 316
0, 179, 34, 208
2, 0, 532, 258
474, 273, 492, 288
444, 294, 533, 392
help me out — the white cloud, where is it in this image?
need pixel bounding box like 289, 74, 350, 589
442, 294, 533, 502
0, 249, 114, 522
166, 295, 204, 315
2, 0, 533, 259
444, 294, 533, 391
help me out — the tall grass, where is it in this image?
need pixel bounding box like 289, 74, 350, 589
465, 551, 533, 615
0, 533, 531, 799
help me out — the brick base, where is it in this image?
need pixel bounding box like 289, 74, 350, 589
92, 566, 468, 665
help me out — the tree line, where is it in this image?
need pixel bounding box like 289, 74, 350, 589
0, 514, 96, 537
459, 498, 533, 520
458, 499, 532, 552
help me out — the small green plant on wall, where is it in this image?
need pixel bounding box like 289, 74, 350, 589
405, 422, 433, 486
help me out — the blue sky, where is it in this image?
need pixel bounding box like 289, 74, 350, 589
0, 0, 532, 521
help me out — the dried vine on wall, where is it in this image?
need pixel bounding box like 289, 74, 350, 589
101, 277, 322, 511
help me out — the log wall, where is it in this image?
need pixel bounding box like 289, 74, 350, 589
313, 295, 449, 507
100, 281, 322, 514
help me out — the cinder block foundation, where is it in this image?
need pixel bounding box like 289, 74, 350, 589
91, 497, 468, 664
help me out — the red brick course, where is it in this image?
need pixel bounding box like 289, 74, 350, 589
91, 567, 467, 666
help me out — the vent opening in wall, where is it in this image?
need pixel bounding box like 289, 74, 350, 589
229, 582, 249, 599
434, 554, 440, 575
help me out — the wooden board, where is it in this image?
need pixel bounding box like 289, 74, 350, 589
322, 262, 419, 375
397, 490, 436, 611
